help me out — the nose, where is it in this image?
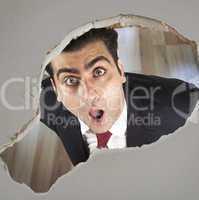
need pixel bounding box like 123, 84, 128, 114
80, 80, 101, 106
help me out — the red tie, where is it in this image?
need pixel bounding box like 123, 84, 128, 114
96, 131, 112, 149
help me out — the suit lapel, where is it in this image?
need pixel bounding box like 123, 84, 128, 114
55, 105, 90, 165
123, 72, 167, 147
123, 72, 193, 147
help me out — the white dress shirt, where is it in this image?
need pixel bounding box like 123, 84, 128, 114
79, 99, 127, 153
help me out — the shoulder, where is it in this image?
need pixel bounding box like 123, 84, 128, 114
124, 72, 199, 128
124, 72, 193, 90
124, 72, 199, 108
125, 73, 199, 146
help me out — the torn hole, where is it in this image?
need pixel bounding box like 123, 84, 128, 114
0, 14, 199, 193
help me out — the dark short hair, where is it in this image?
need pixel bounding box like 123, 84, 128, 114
46, 28, 120, 77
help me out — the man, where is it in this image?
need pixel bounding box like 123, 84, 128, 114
40, 28, 199, 166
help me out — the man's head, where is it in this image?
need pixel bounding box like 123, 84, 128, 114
46, 28, 126, 133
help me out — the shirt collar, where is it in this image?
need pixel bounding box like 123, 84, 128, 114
79, 116, 89, 135
109, 98, 127, 136
79, 98, 127, 136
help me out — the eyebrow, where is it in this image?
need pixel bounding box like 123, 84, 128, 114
56, 67, 79, 78
56, 55, 111, 79
85, 55, 111, 70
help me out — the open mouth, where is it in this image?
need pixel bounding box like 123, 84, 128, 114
89, 109, 104, 122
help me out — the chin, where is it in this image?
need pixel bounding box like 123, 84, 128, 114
90, 122, 112, 134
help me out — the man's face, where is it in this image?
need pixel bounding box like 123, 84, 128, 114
50, 40, 126, 134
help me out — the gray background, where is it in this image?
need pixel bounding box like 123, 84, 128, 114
1, 0, 199, 147
0, 0, 199, 199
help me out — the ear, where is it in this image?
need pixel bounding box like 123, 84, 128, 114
50, 78, 61, 102
117, 59, 126, 83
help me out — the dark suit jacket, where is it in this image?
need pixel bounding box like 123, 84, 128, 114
40, 72, 199, 166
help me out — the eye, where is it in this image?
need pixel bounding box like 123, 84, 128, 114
63, 76, 80, 86
93, 67, 106, 78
